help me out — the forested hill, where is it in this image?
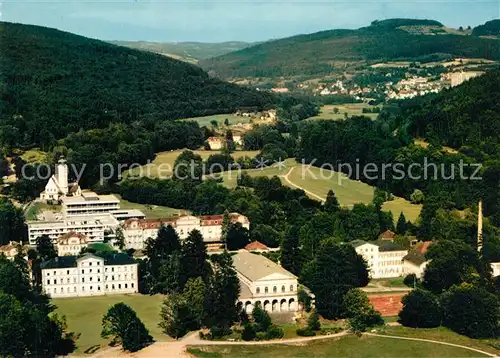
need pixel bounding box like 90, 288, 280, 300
200, 18, 500, 79
0, 22, 274, 148
398, 69, 500, 149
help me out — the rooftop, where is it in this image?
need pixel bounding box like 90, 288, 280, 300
41, 252, 137, 270
245, 241, 269, 251
232, 250, 295, 282
61, 192, 120, 204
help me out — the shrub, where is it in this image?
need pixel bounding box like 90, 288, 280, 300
398, 289, 441, 328
307, 309, 321, 331
241, 323, 256, 341
403, 274, 418, 288
264, 325, 284, 340
296, 328, 316, 337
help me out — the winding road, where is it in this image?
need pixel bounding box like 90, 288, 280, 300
281, 167, 326, 202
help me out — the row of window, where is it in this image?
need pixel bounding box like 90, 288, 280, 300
50, 282, 135, 294
256, 285, 295, 294
47, 274, 135, 285
47, 265, 135, 276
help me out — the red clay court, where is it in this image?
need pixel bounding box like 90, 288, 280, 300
368, 293, 405, 316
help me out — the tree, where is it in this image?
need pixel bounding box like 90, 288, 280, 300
181, 230, 209, 284
343, 288, 384, 333
301, 239, 369, 319
154, 251, 184, 294
114, 227, 125, 250
182, 277, 206, 330
307, 308, 321, 331
252, 303, 272, 332
298, 287, 312, 312
101, 303, 153, 352
410, 189, 424, 204
398, 289, 441, 328
324, 190, 340, 213
35, 235, 57, 262
210, 119, 218, 128
423, 240, 489, 294
225, 223, 251, 251
280, 225, 302, 276
224, 118, 230, 126
204, 252, 240, 336
0, 198, 26, 246
441, 285, 499, 338
396, 212, 407, 235
221, 210, 231, 249
241, 323, 256, 341
159, 293, 191, 339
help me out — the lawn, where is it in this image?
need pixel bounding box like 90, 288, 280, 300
369, 277, 407, 288
123, 149, 259, 179
116, 195, 184, 219
307, 104, 381, 121
20, 149, 47, 163
379, 326, 500, 356
218, 160, 421, 222
24, 202, 61, 220
188, 334, 488, 357
179, 114, 253, 127
53, 294, 167, 354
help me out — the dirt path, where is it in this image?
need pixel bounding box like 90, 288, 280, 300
281, 167, 326, 202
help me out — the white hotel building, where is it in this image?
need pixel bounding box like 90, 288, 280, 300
123, 213, 250, 249
351, 240, 408, 279
61, 192, 120, 217
41, 253, 138, 298
27, 214, 120, 245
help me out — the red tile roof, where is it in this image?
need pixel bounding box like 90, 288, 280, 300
245, 241, 269, 251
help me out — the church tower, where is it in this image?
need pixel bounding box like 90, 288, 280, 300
56, 157, 69, 195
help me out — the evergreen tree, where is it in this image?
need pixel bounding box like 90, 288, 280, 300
324, 190, 340, 213
281, 225, 302, 276
343, 288, 384, 333
221, 210, 231, 249
226, 223, 251, 251
301, 239, 369, 319
159, 293, 191, 339
204, 252, 240, 336
307, 308, 321, 331
36, 235, 57, 262
145, 224, 181, 261
114, 227, 125, 250
396, 212, 407, 235
154, 251, 183, 294
181, 230, 209, 284
252, 303, 272, 332
182, 277, 206, 330
101, 303, 153, 352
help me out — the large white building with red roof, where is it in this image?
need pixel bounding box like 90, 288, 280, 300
123, 213, 249, 249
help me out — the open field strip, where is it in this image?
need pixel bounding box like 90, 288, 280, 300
307, 104, 380, 121
53, 294, 166, 354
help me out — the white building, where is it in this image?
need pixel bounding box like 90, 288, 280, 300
41, 253, 138, 298
352, 240, 408, 279
55, 232, 90, 256
27, 214, 120, 245
40, 158, 81, 202
403, 241, 432, 279
61, 192, 120, 217
450, 71, 483, 87
123, 213, 250, 250
232, 250, 299, 314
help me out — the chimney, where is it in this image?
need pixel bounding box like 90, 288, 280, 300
477, 200, 483, 253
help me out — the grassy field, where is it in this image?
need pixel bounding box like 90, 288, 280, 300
124, 149, 259, 179
53, 294, 167, 353
308, 104, 381, 121
369, 277, 407, 288
179, 114, 253, 127
380, 326, 500, 356
116, 195, 185, 219
218, 160, 421, 222
20, 149, 47, 163
188, 334, 488, 357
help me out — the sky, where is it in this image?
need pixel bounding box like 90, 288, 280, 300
2, 0, 499, 43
